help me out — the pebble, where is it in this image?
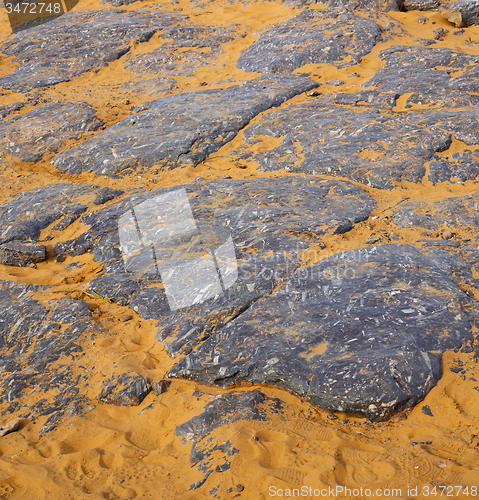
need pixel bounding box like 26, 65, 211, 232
307, 89, 321, 97
417, 16, 429, 24
327, 413, 338, 420
366, 237, 380, 244
442, 230, 453, 240
388, 232, 402, 241
0, 417, 20, 437
326, 79, 346, 86
235, 484, 244, 492
119, 315, 133, 322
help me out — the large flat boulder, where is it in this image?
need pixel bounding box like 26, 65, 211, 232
236, 9, 382, 74
0, 102, 102, 163
363, 46, 479, 108
392, 192, 479, 234
51, 76, 318, 177
0, 9, 186, 92
124, 24, 238, 77
230, 99, 479, 189
168, 244, 473, 420
49, 177, 375, 356
0, 183, 123, 246
0, 281, 101, 435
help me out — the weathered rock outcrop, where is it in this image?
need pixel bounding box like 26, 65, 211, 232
0, 281, 100, 435
0, 183, 123, 245
237, 10, 382, 73
0, 9, 186, 92
169, 245, 473, 420
51, 76, 318, 177
0, 102, 102, 162
231, 100, 479, 189
48, 177, 375, 356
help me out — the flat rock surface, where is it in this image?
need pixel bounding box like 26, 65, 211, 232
0, 9, 186, 92
0, 102, 103, 163
237, 9, 382, 74
49, 177, 375, 356
169, 244, 473, 420
124, 24, 239, 77
176, 390, 284, 490
392, 192, 479, 234
51, 76, 318, 177
0, 281, 99, 435
363, 46, 479, 108
230, 99, 479, 189
0, 183, 123, 245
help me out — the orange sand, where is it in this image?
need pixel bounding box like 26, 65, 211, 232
0, 0, 479, 498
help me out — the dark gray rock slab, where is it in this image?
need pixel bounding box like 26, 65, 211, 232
230, 100, 479, 189
176, 390, 284, 490
0, 183, 123, 246
418, 244, 479, 297
0, 240, 46, 267
99, 371, 152, 406
0, 102, 103, 162
124, 24, 238, 77
400, 0, 440, 10
327, 0, 400, 9
392, 192, 479, 235
0, 9, 186, 92
0, 102, 23, 121
0, 281, 101, 435
101, 0, 142, 6
51, 76, 318, 177
168, 244, 473, 421
442, 0, 479, 27
363, 46, 479, 107
236, 10, 382, 74
50, 176, 375, 356
121, 77, 176, 97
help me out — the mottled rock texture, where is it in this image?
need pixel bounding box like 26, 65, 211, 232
51, 76, 318, 177
47, 177, 375, 356
0, 282, 101, 435
231, 99, 479, 189
169, 245, 473, 420
0, 9, 186, 92
0, 183, 123, 245
0, 102, 102, 162
237, 10, 382, 73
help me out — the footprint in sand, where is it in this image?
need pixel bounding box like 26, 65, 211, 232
334, 442, 396, 485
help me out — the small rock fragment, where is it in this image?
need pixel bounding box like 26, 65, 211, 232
417, 16, 429, 23
438, 461, 447, 468
307, 89, 321, 97
388, 232, 402, 241
422, 405, 434, 417
442, 229, 453, 240
442, 9, 462, 27
327, 79, 346, 86
153, 380, 171, 395
99, 372, 152, 406
119, 314, 133, 322
366, 237, 381, 244
235, 484, 245, 492
327, 413, 338, 420
0, 417, 20, 437
433, 28, 447, 40
0, 241, 46, 267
